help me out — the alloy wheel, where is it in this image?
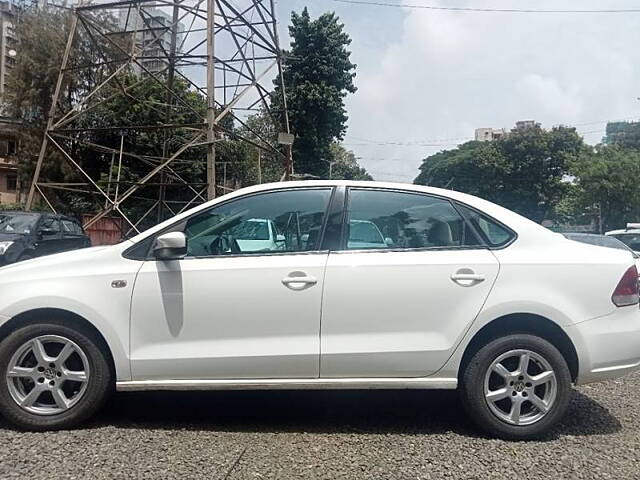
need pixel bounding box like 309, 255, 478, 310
5, 335, 90, 415
484, 349, 557, 426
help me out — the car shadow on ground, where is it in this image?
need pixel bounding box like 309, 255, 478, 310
72, 388, 621, 440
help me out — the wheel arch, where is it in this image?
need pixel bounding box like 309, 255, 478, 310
458, 313, 579, 383
0, 308, 117, 380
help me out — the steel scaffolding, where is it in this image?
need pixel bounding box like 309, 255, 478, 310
26, 0, 291, 236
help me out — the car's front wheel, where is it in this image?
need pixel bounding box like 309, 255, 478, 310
460, 334, 572, 440
0, 322, 113, 430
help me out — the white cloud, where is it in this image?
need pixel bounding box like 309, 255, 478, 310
514, 74, 582, 120
338, 0, 640, 182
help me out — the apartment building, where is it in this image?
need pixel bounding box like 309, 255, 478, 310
118, 5, 184, 76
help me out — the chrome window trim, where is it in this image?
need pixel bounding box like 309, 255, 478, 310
337, 186, 517, 253
123, 185, 336, 261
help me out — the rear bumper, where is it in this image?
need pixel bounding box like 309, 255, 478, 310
569, 306, 640, 385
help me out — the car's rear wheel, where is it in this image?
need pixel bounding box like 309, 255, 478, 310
0, 322, 112, 430
460, 334, 571, 440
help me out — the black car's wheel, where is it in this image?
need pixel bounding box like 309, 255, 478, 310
460, 334, 571, 440
0, 322, 113, 431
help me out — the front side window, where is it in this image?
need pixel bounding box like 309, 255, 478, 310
39, 217, 61, 234
346, 189, 480, 250
184, 188, 332, 256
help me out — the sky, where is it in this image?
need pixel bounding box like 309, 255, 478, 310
275, 0, 640, 182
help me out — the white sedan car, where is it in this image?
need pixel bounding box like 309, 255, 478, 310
0, 181, 638, 439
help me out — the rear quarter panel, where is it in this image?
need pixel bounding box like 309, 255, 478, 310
434, 235, 635, 379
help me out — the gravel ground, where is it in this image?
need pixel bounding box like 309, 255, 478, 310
0, 372, 638, 479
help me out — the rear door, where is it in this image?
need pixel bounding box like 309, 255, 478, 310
320, 188, 502, 378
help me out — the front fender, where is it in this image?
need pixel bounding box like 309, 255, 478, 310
0, 243, 140, 382
0, 296, 130, 381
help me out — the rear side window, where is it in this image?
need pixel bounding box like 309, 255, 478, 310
456, 204, 514, 247
62, 220, 83, 235
611, 234, 640, 252
345, 189, 481, 250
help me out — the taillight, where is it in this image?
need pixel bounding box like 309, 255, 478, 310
612, 265, 639, 307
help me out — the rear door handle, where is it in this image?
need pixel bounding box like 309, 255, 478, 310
451, 273, 485, 281
451, 269, 485, 286
282, 273, 318, 290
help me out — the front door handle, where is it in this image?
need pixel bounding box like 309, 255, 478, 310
282, 272, 318, 290
451, 269, 485, 286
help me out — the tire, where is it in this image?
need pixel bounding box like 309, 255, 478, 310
17, 254, 33, 262
0, 322, 113, 431
460, 334, 572, 440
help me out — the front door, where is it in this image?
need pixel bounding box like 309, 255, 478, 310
59, 218, 89, 252
320, 188, 501, 378
34, 215, 64, 257
130, 187, 334, 381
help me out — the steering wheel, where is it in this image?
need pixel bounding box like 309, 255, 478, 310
210, 235, 241, 255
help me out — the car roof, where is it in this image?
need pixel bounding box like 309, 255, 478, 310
606, 229, 640, 235
0, 211, 40, 216
126, 180, 557, 246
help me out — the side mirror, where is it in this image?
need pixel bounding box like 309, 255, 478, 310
275, 234, 286, 243
153, 232, 187, 260
384, 237, 394, 246
39, 228, 57, 236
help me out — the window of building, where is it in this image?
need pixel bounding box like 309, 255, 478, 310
6, 174, 17, 192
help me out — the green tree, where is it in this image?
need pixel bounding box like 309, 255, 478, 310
605, 121, 640, 150
71, 75, 257, 227
415, 126, 584, 222
7, 7, 74, 193
273, 7, 356, 178
7, 6, 123, 204
328, 142, 373, 180
238, 110, 291, 184
568, 145, 640, 232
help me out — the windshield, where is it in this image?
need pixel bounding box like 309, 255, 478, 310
0, 214, 38, 235
610, 234, 640, 252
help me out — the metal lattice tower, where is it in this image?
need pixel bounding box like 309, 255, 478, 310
26, 0, 291, 236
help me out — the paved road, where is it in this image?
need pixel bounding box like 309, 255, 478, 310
0, 372, 638, 479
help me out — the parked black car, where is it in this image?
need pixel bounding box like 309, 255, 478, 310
0, 211, 91, 266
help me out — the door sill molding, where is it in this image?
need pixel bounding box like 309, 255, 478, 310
116, 377, 458, 392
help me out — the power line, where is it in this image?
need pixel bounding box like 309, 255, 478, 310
344, 115, 640, 148
327, 0, 640, 14
345, 128, 609, 149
